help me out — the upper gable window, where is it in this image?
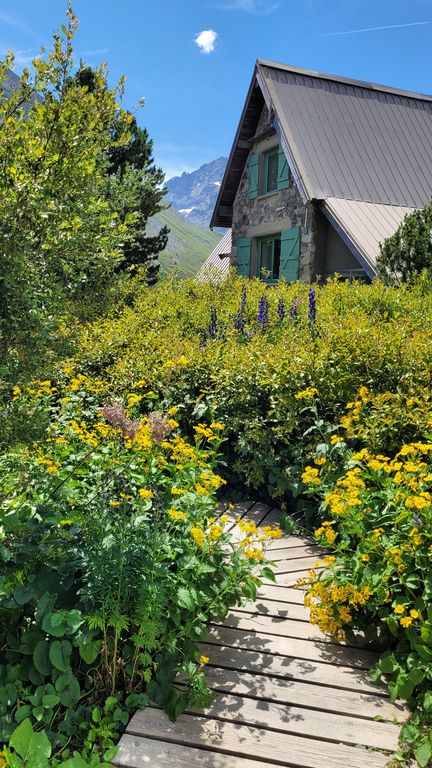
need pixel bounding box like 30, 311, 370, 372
248, 145, 291, 199
264, 148, 279, 193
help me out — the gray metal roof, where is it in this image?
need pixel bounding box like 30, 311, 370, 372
212, 60, 432, 228
196, 229, 232, 280
258, 61, 432, 208
322, 198, 416, 274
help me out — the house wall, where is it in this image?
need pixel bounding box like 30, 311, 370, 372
231, 106, 318, 281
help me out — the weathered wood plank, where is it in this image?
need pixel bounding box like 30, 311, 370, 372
266, 545, 327, 561
126, 709, 391, 768
266, 535, 316, 550
198, 642, 389, 695
272, 556, 324, 575
205, 625, 378, 669
114, 734, 284, 768
181, 691, 401, 750
257, 584, 306, 604
236, 598, 310, 622
216, 610, 326, 641
202, 665, 406, 721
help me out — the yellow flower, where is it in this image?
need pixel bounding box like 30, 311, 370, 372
361, 554, 369, 563
210, 421, 225, 431
409, 609, 421, 619
314, 457, 327, 466
191, 527, 206, 547
138, 489, 153, 499
295, 387, 318, 400
199, 655, 209, 665
12, 385, 21, 400
394, 604, 405, 615
330, 435, 343, 445
301, 466, 321, 485
167, 508, 187, 521
167, 406, 179, 415
400, 616, 413, 628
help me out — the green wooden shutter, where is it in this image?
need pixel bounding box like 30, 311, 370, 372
248, 153, 259, 199
280, 228, 300, 281
277, 147, 290, 190
236, 237, 251, 276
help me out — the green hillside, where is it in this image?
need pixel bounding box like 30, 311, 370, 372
147, 206, 222, 277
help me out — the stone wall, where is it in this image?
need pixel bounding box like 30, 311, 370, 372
231, 107, 318, 281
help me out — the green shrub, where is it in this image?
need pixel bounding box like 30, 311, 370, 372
71, 274, 432, 504
0, 379, 280, 761
301, 431, 432, 767
377, 202, 432, 282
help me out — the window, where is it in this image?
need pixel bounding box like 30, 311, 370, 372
257, 234, 281, 281
248, 145, 291, 200
264, 148, 279, 193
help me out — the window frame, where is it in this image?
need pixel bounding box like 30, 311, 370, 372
262, 147, 279, 195
256, 233, 281, 282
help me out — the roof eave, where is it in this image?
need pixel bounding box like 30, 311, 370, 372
319, 202, 376, 278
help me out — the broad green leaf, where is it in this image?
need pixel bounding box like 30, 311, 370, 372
79, 639, 102, 665
49, 640, 72, 672
415, 740, 432, 768
32, 641, 51, 677
10, 719, 51, 760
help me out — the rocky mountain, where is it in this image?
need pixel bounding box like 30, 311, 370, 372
165, 157, 227, 228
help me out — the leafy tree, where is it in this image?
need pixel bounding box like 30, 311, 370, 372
75, 65, 169, 284
0, 4, 140, 385
377, 201, 432, 282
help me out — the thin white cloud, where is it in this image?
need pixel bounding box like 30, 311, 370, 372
78, 48, 110, 57
0, 47, 37, 67
319, 20, 430, 37
194, 29, 218, 54
0, 11, 31, 34
213, 0, 279, 15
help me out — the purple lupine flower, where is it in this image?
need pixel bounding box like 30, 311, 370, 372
289, 297, 301, 321
413, 513, 424, 528
308, 287, 317, 326
257, 295, 269, 329
277, 297, 285, 321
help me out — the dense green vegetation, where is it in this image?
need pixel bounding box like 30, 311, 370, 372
378, 201, 432, 282
1, 6, 432, 768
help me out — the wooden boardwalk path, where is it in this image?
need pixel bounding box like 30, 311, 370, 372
115, 502, 407, 768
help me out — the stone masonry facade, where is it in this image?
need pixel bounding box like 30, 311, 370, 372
231, 106, 318, 281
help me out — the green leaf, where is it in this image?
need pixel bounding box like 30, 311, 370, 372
415, 740, 432, 768
32, 641, 51, 677
14, 706, 32, 724
10, 719, 51, 760
177, 587, 198, 610
79, 639, 102, 665
42, 613, 66, 638
378, 653, 398, 675
42, 694, 60, 708
55, 673, 80, 707
13, 585, 33, 606
49, 640, 72, 672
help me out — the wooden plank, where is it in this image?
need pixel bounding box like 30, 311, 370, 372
216, 611, 326, 641
181, 692, 401, 750
257, 584, 306, 604
127, 709, 391, 768
205, 625, 378, 669
115, 734, 284, 768
230, 502, 271, 541
273, 557, 324, 575
266, 545, 327, 562
202, 665, 406, 721
199, 643, 389, 695
266, 535, 316, 550
237, 598, 310, 622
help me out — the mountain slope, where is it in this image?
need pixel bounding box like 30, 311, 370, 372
165, 157, 227, 228
147, 206, 221, 277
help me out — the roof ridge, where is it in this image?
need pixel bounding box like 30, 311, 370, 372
257, 58, 432, 103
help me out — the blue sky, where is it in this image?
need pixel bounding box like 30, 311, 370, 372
1, 1, 431, 179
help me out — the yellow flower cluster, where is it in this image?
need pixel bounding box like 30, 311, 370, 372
190, 526, 206, 547
301, 466, 321, 485
26, 379, 57, 397
36, 454, 61, 474
295, 387, 318, 400
167, 508, 188, 521
304, 577, 372, 640
314, 521, 337, 545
